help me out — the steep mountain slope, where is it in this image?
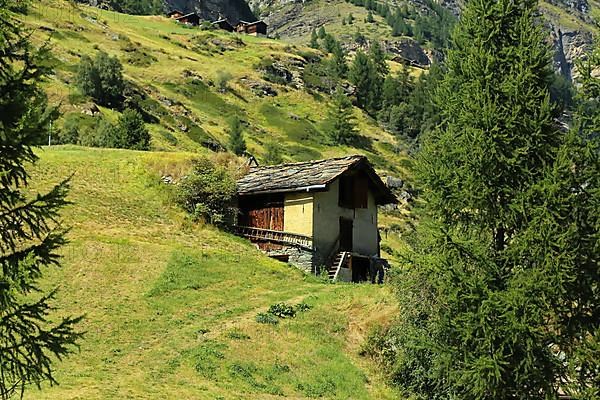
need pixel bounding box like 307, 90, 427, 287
25, 0, 410, 176
251, 0, 597, 78
165, 0, 256, 23
22, 146, 400, 399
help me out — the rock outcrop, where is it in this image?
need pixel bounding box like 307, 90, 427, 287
165, 0, 256, 24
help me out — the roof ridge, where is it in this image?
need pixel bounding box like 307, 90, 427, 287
250, 154, 364, 171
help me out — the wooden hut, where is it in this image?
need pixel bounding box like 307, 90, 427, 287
212, 18, 235, 32
235, 20, 268, 36
175, 13, 201, 26
166, 10, 184, 19
235, 155, 397, 281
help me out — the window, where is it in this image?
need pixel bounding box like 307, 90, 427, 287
338, 175, 368, 209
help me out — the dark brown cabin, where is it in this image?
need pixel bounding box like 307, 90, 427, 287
212, 19, 235, 32
176, 13, 201, 26
166, 10, 184, 19
236, 20, 268, 36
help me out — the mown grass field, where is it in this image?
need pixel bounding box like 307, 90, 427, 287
24, 146, 401, 399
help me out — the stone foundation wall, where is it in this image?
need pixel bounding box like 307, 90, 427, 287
265, 246, 316, 274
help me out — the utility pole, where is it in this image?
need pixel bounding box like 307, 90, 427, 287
48, 121, 52, 146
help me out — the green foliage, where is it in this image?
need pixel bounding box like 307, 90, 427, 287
378, 66, 442, 140
317, 26, 327, 39
268, 303, 297, 318
227, 116, 246, 156
327, 88, 358, 145
116, 108, 151, 150
255, 312, 279, 325
215, 71, 233, 93
0, 3, 81, 397
349, 50, 374, 112
175, 157, 237, 226
256, 301, 312, 324
384, 0, 600, 398
310, 28, 319, 48
62, 109, 149, 150
76, 50, 124, 108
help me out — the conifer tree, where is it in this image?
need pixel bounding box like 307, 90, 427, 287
228, 116, 246, 156
117, 108, 150, 150
0, 3, 81, 398
349, 50, 374, 112
367, 41, 388, 111
327, 88, 358, 145
331, 41, 348, 79
317, 26, 326, 39
310, 28, 319, 49
389, 0, 600, 398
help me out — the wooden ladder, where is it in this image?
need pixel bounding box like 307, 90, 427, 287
328, 251, 349, 281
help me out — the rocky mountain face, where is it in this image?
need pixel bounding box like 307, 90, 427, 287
165, 0, 256, 23
250, 0, 595, 80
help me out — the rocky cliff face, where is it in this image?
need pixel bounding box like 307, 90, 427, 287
251, 0, 594, 80
165, 0, 256, 24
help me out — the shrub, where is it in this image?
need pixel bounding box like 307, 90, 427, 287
295, 302, 312, 312
268, 303, 296, 318
116, 108, 150, 150
215, 71, 233, 93
175, 157, 237, 226
255, 312, 279, 325
76, 51, 124, 108
227, 116, 246, 156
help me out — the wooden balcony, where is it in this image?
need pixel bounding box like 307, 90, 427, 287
234, 226, 313, 250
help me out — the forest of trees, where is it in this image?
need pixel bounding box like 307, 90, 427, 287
345, 0, 456, 47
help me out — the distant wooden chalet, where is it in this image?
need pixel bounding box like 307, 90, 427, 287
235, 20, 268, 36
175, 12, 201, 26
235, 155, 397, 282
166, 9, 184, 19
212, 18, 235, 32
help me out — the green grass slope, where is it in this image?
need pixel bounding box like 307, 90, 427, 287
24, 146, 400, 399
22, 0, 410, 176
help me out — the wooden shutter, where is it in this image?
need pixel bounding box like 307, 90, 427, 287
354, 176, 369, 209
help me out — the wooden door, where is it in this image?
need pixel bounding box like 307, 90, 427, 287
339, 218, 353, 252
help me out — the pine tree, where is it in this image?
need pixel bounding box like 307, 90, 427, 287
317, 26, 326, 39
388, 0, 599, 398
327, 88, 358, 145
0, 4, 81, 398
310, 28, 319, 48
367, 41, 388, 112
349, 50, 373, 112
117, 108, 150, 150
228, 116, 246, 156
331, 41, 348, 79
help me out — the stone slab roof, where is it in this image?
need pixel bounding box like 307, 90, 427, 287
237, 155, 397, 205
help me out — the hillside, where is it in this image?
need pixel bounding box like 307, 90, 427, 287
251, 0, 597, 78
23, 146, 400, 399
24, 0, 411, 177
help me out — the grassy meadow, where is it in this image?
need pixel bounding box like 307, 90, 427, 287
23, 146, 401, 399
22, 0, 412, 177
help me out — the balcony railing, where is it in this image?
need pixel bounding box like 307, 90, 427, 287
234, 226, 313, 250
